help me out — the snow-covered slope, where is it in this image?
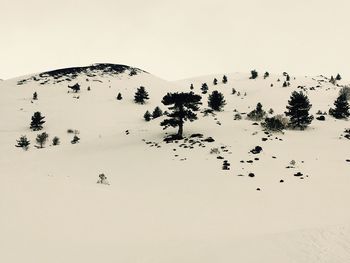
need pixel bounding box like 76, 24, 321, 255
0, 65, 349, 263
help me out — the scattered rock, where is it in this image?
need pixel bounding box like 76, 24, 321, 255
203, 137, 215, 142
250, 146, 263, 154
248, 173, 255, 177
294, 172, 303, 177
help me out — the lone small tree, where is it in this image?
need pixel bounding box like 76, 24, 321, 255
285, 91, 313, 129
160, 92, 202, 138
15, 135, 30, 150
116, 93, 122, 100
208, 90, 226, 111
144, 110, 151, 121
30, 112, 45, 131
250, 70, 258, 79
32, 92, 38, 100
152, 106, 163, 119
68, 83, 80, 93
201, 83, 209, 94
264, 72, 270, 79
190, 83, 194, 90
329, 93, 350, 119
336, 73, 342, 81
213, 78, 218, 85
36, 132, 49, 148
222, 75, 228, 84
134, 86, 149, 104
52, 136, 60, 146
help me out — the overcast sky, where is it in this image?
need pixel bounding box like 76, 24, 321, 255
1, 0, 349, 80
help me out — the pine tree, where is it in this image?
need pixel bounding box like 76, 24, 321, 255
152, 106, 163, 119
117, 93, 122, 100
33, 92, 38, 100
329, 93, 350, 119
201, 83, 208, 94
336, 73, 342, 81
15, 135, 30, 150
208, 90, 226, 111
213, 78, 218, 85
222, 75, 228, 84
250, 70, 258, 79
286, 75, 290, 81
30, 112, 45, 131
190, 84, 194, 90
134, 86, 149, 104
144, 111, 151, 121
160, 92, 202, 138
285, 91, 313, 129
264, 72, 270, 79
36, 132, 49, 148
330, 76, 336, 85
283, 81, 288, 87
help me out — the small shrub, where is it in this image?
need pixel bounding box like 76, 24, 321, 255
262, 115, 287, 132
247, 103, 266, 121
52, 136, 60, 146
71, 135, 80, 144
234, 113, 242, 120
36, 132, 49, 148
15, 135, 30, 150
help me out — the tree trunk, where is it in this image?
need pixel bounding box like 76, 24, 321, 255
177, 122, 183, 139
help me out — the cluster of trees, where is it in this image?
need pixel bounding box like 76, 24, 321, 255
144, 106, 163, 121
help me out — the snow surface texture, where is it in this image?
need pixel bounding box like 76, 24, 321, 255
0, 64, 349, 263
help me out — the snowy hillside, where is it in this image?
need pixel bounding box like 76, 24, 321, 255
0, 64, 349, 263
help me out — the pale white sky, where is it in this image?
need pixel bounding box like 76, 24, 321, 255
1, 0, 349, 80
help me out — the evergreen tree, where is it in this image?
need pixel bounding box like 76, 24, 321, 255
117, 93, 123, 100
285, 91, 313, 129
33, 92, 38, 100
68, 83, 80, 93
15, 135, 30, 150
201, 83, 209, 94
213, 78, 218, 85
160, 92, 202, 138
208, 90, 226, 111
264, 72, 270, 79
283, 81, 288, 87
286, 75, 290, 81
190, 83, 194, 90
36, 132, 49, 148
336, 73, 342, 81
329, 93, 350, 119
134, 86, 149, 104
144, 110, 151, 121
152, 106, 163, 119
30, 112, 45, 131
250, 70, 258, 79
52, 136, 60, 146
330, 76, 336, 85
222, 75, 228, 84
